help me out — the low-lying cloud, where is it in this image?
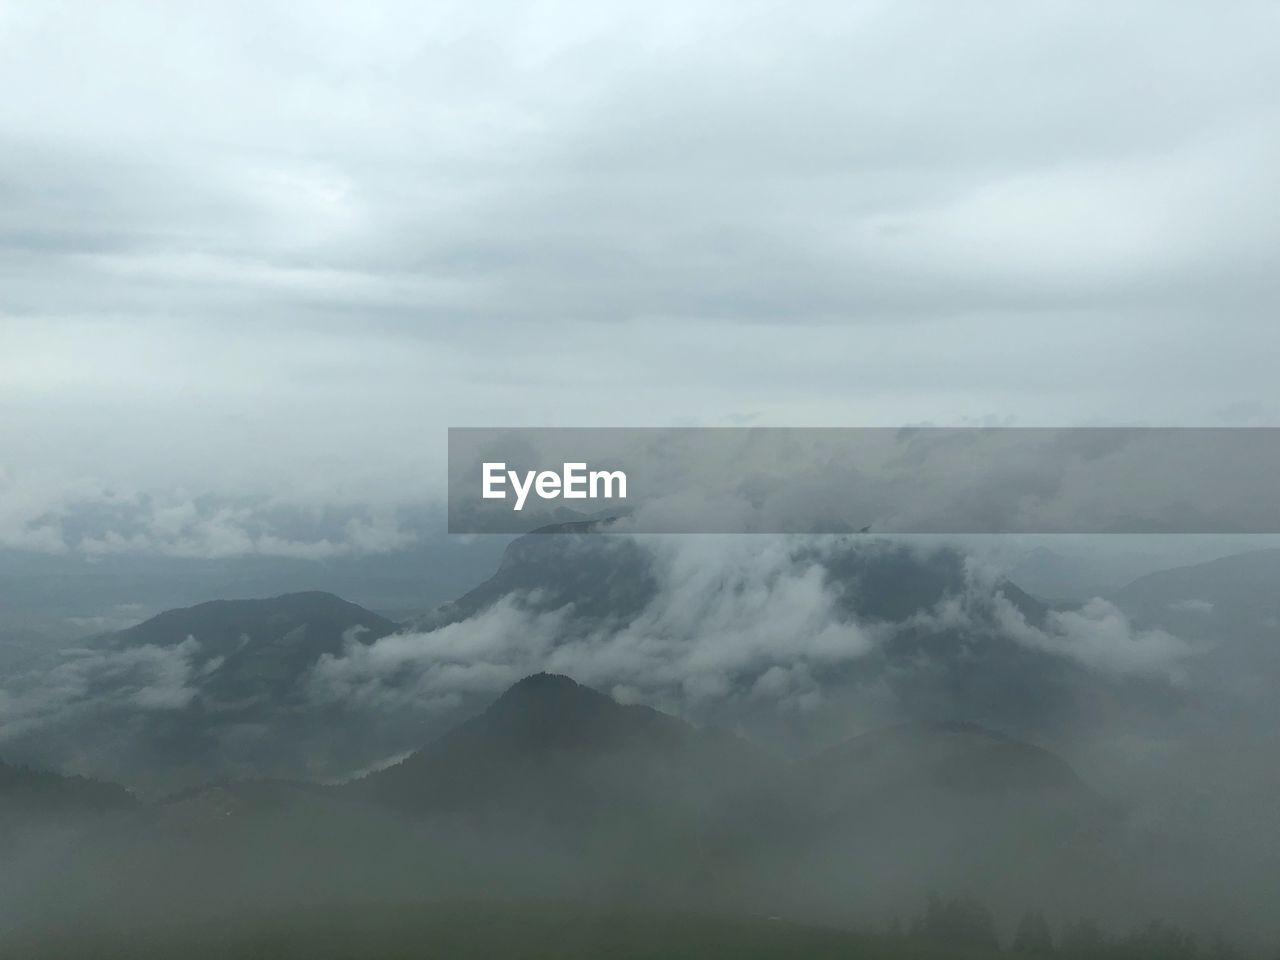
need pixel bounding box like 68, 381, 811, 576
0, 637, 205, 741
0, 534, 1209, 784
312, 537, 877, 716
311, 536, 1195, 722
994, 595, 1195, 682
0, 474, 422, 558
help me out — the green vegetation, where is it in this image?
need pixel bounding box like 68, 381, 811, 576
8, 899, 1263, 960
7, 903, 928, 960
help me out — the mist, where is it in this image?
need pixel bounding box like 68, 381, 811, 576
5, 0, 1280, 955
5, 531, 1280, 956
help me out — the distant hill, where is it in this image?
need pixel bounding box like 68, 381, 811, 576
351, 673, 772, 842
2, 593, 404, 793
4, 532, 1220, 795
419, 528, 1089, 738
425, 523, 1051, 629
418, 521, 656, 627
0, 759, 138, 821
3, 901, 916, 960
804, 719, 1096, 811
0, 759, 140, 857
1111, 548, 1280, 646
0, 675, 1157, 941
1008, 545, 1131, 601
103, 591, 397, 703
344, 673, 1107, 915
1104, 549, 1280, 858
0, 536, 508, 641
93, 591, 398, 721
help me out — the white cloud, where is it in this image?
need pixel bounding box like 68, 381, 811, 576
994, 595, 1194, 682
310, 536, 876, 714
0, 471, 420, 557
0, 637, 203, 740
310, 534, 1204, 725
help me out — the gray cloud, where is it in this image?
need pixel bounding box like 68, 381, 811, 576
308, 535, 1194, 722
0, 532, 1209, 786
0, 637, 204, 741
994, 595, 1195, 683
2, 1, 1279, 526
0, 478, 421, 558
310, 536, 878, 715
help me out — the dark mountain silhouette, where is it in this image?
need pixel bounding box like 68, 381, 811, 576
1111, 549, 1280, 663
1008, 545, 1149, 601
0, 536, 508, 639
421, 527, 1086, 736
418, 520, 655, 628
158, 674, 1098, 852
108, 589, 396, 648
804, 719, 1096, 811
739, 717, 1113, 919
2, 593, 405, 793
95, 590, 396, 717
6, 533, 1192, 796
0, 759, 138, 820
1, 674, 1139, 943
347, 674, 1105, 898
430, 522, 1050, 629
102, 591, 396, 702
351, 673, 773, 840
13, 531, 1102, 797
1105, 549, 1280, 882
0, 759, 141, 854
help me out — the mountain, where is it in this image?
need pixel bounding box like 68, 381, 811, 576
426, 522, 1050, 628
803, 719, 1097, 813
4, 901, 933, 960
1105, 549, 1280, 870
0, 759, 141, 867
90, 591, 396, 732
0, 593, 404, 794
1108, 547, 1280, 719
343, 675, 1099, 829
0, 675, 1148, 941
418, 520, 656, 627
347, 674, 1110, 917
1111, 548, 1280, 657
1008, 545, 1134, 601
102, 590, 397, 699
0, 759, 138, 822
792, 719, 1107, 859
351, 673, 772, 840
420, 527, 1094, 739
3, 529, 1155, 795
735, 718, 1113, 919
0, 536, 508, 642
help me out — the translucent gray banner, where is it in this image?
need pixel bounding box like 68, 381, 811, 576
448, 427, 1280, 534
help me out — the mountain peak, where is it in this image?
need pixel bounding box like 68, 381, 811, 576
482, 673, 622, 731
350, 673, 769, 822
497, 672, 587, 699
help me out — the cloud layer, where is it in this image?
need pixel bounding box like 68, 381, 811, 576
310, 536, 1194, 722
3, 1, 1280, 534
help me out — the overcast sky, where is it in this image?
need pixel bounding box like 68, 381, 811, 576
2, 1, 1279, 556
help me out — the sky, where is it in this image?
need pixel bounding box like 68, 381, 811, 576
2, 0, 1279, 557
